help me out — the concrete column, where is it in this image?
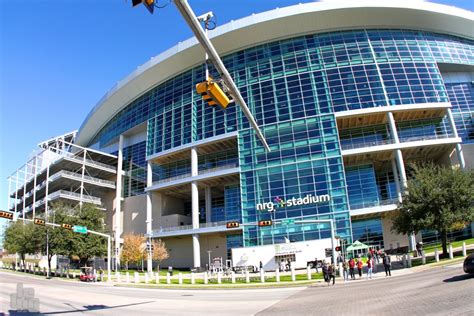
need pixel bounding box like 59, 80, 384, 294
146, 161, 153, 273
446, 108, 466, 169
32, 156, 38, 218
115, 135, 124, 271
391, 159, 402, 203
79, 149, 87, 209
205, 186, 212, 223
191, 147, 201, 268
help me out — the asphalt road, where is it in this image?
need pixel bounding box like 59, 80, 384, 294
0, 264, 472, 315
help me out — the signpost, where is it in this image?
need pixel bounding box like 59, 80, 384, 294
72, 225, 88, 234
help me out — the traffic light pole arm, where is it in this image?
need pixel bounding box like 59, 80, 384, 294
173, 0, 271, 152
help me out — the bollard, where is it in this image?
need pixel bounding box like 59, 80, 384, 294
462, 242, 467, 257
204, 272, 208, 284
307, 266, 311, 280
435, 249, 439, 262
126, 272, 130, 283
275, 268, 280, 283
291, 267, 296, 282
134, 272, 139, 283
155, 272, 159, 285
116, 272, 121, 283
449, 244, 453, 259
191, 272, 195, 285
73, 272, 76, 279
166, 272, 171, 284
422, 252, 426, 265
231, 271, 236, 284
217, 272, 222, 284
407, 253, 412, 268
403, 255, 407, 268
260, 269, 265, 283
145, 272, 149, 284
178, 273, 182, 285
245, 270, 250, 283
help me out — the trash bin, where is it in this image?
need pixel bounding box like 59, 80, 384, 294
168, 266, 173, 276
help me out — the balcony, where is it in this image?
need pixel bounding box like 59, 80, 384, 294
151, 220, 242, 238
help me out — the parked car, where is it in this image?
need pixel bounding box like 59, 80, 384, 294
79, 267, 96, 282
463, 253, 474, 274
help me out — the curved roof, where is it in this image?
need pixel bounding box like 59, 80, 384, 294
75, 0, 474, 146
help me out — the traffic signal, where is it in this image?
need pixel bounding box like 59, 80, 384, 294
196, 79, 230, 109
335, 246, 341, 251
258, 220, 272, 227
62, 223, 73, 230
132, 0, 155, 14
226, 222, 240, 229
0, 211, 14, 220
34, 218, 45, 226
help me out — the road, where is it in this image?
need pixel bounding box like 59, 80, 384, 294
0, 264, 473, 315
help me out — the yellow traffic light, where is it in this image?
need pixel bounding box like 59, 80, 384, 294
196, 79, 230, 109
258, 220, 272, 227
62, 223, 73, 230
0, 211, 14, 220
226, 222, 240, 229
34, 218, 45, 226
132, 0, 154, 14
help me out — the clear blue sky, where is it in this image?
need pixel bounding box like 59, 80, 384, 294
0, 0, 473, 214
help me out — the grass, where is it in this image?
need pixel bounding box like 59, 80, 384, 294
411, 248, 473, 267
422, 237, 474, 254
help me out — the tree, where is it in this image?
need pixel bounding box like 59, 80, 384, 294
151, 239, 169, 272
392, 163, 474, 257
3, 222, 38, 269
121, 234, 146, 270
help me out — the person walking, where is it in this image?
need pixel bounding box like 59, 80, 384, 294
322, 261, 328, 283
366, 257, 373, 279
383, 253, 392, 277
356, 258, 363, 278
349, 257, 355, 280
328, 263, 336, 286
343, 260, 349, 282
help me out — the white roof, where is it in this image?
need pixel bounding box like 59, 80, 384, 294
75, 0, 474, 146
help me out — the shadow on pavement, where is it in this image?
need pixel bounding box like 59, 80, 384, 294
443, 274, 473, 283
8, 300, 155, 315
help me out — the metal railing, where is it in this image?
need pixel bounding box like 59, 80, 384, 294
152, 163, 239, 186
152, 220, 230, 234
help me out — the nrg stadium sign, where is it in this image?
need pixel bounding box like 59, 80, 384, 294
256, 194, 331, 212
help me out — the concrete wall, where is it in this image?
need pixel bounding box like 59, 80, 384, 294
122, 195, 147, 235
441, 143, 474, 170
381, 214, 412, 250
159, 233, 227, 269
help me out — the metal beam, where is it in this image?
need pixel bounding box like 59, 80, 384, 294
173, 0, 270, 152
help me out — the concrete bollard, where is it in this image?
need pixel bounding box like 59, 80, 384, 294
307, 266, 311, 280
178, 273, 183, 285
422, 252, 426, 265
435, 249, 440, 262
217, 272, 222, 284
166, 272, 171, 284
231, 271, 236, 284
275, 268, 280, 283
155, 272, 159, 285
245, 270, 250, 283
260, 270, 265, 283
134, 272, 139, 283
462, 242, 467, 257
116, 272, 121, 283
73, 272, 76, 279
145, 272, 149, 284
191, 272, 195, 285
126, 272, 130, 283
291, 267, 296, 282
403, 255, 407, 268
449, 245, 453, 259
204, 272, 208, 284
338, 262, 343, 277
407, 253, 412, 268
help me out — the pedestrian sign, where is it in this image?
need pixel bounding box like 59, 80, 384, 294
73, 225, 88, 234
281, 219, 295, 225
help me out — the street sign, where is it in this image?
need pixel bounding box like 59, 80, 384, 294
73, 225, 88, 234
281, 219, 295, 225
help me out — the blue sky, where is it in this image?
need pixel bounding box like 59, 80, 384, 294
0, 0, 473, 214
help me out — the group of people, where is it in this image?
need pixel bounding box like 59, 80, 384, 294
322, 250, 393, 285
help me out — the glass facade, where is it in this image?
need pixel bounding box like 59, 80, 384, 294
89, 28, 472, 249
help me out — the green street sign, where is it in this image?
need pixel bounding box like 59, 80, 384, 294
73, 225, 88, 234
281, 219, 295, 225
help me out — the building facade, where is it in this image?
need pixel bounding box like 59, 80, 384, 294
8, 1, 474, 269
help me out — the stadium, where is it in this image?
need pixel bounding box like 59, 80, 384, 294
7, 1, 474, 270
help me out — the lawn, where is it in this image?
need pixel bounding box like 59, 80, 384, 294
422, 237, 474, 254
